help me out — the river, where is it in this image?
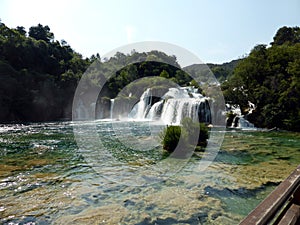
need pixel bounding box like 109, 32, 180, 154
0, 121, 299, 224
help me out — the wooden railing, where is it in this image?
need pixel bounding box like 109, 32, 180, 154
239, 164, 300, 225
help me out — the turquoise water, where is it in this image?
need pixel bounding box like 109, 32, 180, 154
0, 121, 299, 224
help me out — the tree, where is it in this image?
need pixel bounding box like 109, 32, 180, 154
29, 24, 54, 42
0, 21, 90, 122
159, 70, 169, 78
16, 26, 26, 36
271, 26, 300, 46
160, 118, 209, 156
223, 27, 300, 131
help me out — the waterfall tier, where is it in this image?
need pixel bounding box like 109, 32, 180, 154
128, 87, 211, 125
226, 104, 256, 129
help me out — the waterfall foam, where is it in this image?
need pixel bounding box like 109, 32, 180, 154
110, 99, 115, 119
128, 87, 211, 125
129, 88, 152, 120
147, 100, 164, 120
226, 104, 256, 129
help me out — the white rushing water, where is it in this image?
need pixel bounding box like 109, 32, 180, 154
226, 103, 256, 129
110, 99, 115, 120
135, 88, 152, 119
128, 87, 211, 125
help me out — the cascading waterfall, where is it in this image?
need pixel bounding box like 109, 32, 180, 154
140, 88, 152, 119
129, 88, 152, 120
147, 100, 164, 120
226, 103, 256, 129
128, 87, 211, 125
110, 99, 115, 119
160, 98, 210, 125
236, 117, 255, 128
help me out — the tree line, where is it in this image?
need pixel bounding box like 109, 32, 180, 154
0, 21, 91, 122
0, 20, 299, 131
222, 26, 300, 131
0, 21, 194, 122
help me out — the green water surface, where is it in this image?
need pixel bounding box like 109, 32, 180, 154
0, 122, 299, 224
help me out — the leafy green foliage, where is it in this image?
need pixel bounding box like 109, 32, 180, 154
161, 125, 182, 152
222, 26, 300, 131
98, 60, 192, 99
159, 69, 169, 78
29, 24, 54, 43
199, 123, 209, 144
0, 21, 190, 122
0, 21, 90, 122
271, 26, 300, 46
2, 19, 297, 132
160, 118, 209, 156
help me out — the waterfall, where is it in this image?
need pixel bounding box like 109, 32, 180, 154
127, 87, 211, 125
75, 100, 89, 120
130, 88, 152, 119
226, 103, 256, 129
110, 99, 115, 119
230, 115, 255, 129
237, 117, 255, 128
147, 100, 164, 120
160, 98, 210, 125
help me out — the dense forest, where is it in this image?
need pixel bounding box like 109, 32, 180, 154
222, 26, 300, 131
0, 21, 90, 122
0, 21, 192, 122
0, 20, 299, 131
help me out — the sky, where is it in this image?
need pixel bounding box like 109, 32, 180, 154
0, 0, 299, 64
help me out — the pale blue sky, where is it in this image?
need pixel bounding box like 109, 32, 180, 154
0, 0, 299, 64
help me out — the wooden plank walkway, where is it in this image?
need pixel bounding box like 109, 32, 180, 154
239, 164, 300, 225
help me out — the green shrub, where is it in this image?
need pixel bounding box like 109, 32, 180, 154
160, 117, 209, 155
198, 122, 209, 146
160, 125, 181, 152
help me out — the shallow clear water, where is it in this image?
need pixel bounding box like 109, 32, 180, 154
0, 121, 299, 224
